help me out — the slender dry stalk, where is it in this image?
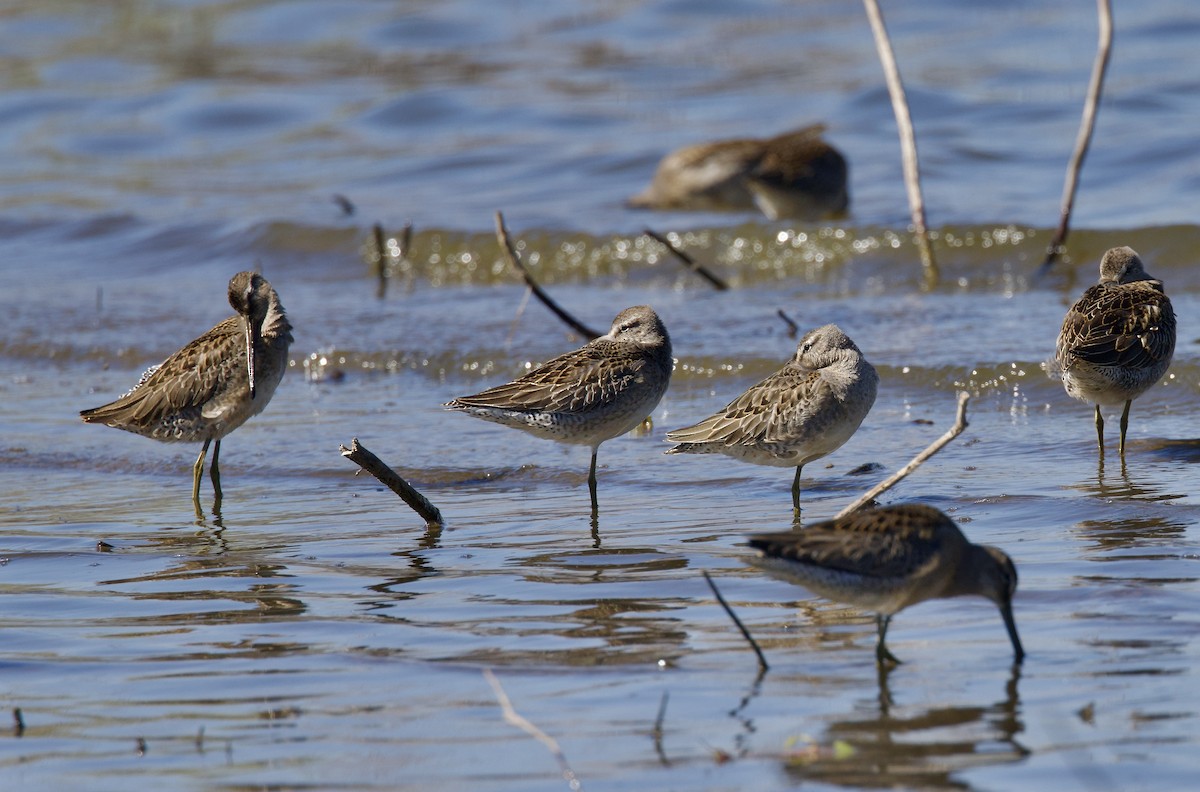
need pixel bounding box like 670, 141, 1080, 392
1040, 0, 1113, 272
372, 223, 390, 299
495, 211, 600, 339
702, 571, 769, 672
862, 0, 937, 284
340, 438, 444, 526
836, 391, 970, 517
483, 669, 583, 791
643, 228, 729, 291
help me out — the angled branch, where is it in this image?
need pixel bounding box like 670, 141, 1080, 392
863, 0, 937, 284
643, 228, 729, 291
340, 438, 444, 527
836, 391, 969, 517
702, 571, 769, 672
1040, 0, 1113, 273
495, 211, 601, 339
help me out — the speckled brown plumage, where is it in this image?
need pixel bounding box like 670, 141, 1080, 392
446, 305, 672, 509
1055, 246, 1175, 456
746, 504, 1024, 665
627, 124, 848, 220
666, 324, 876, 516
81, 271, 292, 506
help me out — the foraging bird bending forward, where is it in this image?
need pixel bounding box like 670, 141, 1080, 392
666, 324, 876, 518
746, 504, 1024, 665
81, 271, 293, 507
446, 305, 673, 512
627, 124, 848, 220
1055, 246, 1175, 457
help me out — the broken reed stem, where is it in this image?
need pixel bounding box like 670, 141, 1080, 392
702, 570, 769, 672
643, 228, 729, 291
339, 438, 444, 526
494, 211, 601, 339
483, 669, 583, 791
372, 223, 390, 299
1040, 0, 1113, 273
862, 0, 937, 285
836, 391, 970, 518
776, 308, 799, 338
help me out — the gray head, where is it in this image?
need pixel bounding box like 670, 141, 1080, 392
605, 305, 671, 354
794, 323, 863, 368
976, 544, 1025, 663
1098, 246, 1154, 284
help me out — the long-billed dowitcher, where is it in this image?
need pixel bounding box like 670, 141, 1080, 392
1055, 246, 1175, 457
627, 123, 848, 220
665, 324, 877, 518
446, 305, 673, 512
81, 271, 292, 507
746, 504, 1024, 665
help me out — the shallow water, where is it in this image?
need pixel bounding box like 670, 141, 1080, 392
3, 1, 1200, 790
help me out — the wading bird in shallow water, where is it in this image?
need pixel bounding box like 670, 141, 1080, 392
446, 305, 673, 514
81, 271, 293, 508
665, 324, 876, 520
1055, 246, 1175, 457
746, 504, 1024, 665
627, 123, 848, 220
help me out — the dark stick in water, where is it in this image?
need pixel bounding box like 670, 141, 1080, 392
1040, 0, 1113, 273
340, 438, 444, 527
643, 228, 729, 291
495, 211, 601, 340
372, 223, 390, 299
776, 308, 799, 338
702, 570, 769, 672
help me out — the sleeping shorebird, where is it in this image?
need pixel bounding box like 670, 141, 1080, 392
666, 324, 876, 518
446, 305, 673, 513
747, 504, 1024, 665
1055, 246, 1175, 457
627, 123, 848, 220
81, 271, 292, 507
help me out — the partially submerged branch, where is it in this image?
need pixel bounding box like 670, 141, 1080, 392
836, 391, 970, 517
776, 308, 799, 338
1040, 0, 1113, 273
702, 570, 769, 672
495, 211, 601, 339
862, 0, 937, 285
340, 438, 444, 527
484, 669, 583, 791
643, 228, 729, 291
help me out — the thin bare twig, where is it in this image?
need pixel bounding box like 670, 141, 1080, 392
340, 438, 444, 526
483, 669, 583, 791
495, 211, 601, 339
702, 571, 769, 672
643, 228, 729, 291
862, 0, 937, 284
836, 391, 970, 517
13, 708, 24, 737
651, 691, 670, 766
1040, 0, 1113, 273
776, 308, 799, 338
372, 223, 390, 299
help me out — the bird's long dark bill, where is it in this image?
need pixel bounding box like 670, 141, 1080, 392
1001, 601, 1024, 663
244, 315, 259, 399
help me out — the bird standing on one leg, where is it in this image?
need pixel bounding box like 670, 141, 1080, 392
1055, 246, 1175, 458
665, 324, 876, 520
81, 271, 293, 509
746, 504, 1024, 665
446, 305, 673, 515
